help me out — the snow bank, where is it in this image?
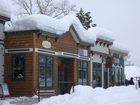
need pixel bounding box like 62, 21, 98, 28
110, 41, 129, 54
1, 85, 140, 105
0, 0, 11, 18
34, 85, 140, 105
125, 65, 140, 79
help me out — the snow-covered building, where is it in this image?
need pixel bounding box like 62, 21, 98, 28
4, 14, 129, 96
4, 15, 95, 96
90, 28, 115, 88
109, 41, 129, 86
0, 0, 11, 84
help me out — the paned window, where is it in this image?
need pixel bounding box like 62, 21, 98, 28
11, 54, 25, 80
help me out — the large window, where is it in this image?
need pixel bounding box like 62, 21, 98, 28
78, 60, 88, 85
93, 63, 102, 87
39, 55, 53, 88
11, 54, 25, 80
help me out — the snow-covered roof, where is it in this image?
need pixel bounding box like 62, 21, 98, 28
0, 0, 11, 18
6, 14, 96, 45
92, 27, 115, 43
125, 65, 140, 79
109, 41, 129, 54
6, 14, 117, 46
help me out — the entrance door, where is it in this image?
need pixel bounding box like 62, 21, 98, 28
39, 55, 53, 89
58, 58, 73, 94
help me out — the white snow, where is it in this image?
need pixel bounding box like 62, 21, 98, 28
6, 14, 117, 44
6, 14, 96, 44
1, 85, 140, 105
110, 41, 129, 54
35, 85, 140, 105
125, 65, 140, 80
92, 27, 116, 42
0, 0, 11, 18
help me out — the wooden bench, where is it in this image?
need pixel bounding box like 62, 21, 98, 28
37, 90, 55, 96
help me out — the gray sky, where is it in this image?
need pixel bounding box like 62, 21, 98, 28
70, 0, 140, 66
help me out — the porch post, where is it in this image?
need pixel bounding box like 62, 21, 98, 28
101, 57, 104, 88
108, 68, 110, 88
90, 53, 93, 86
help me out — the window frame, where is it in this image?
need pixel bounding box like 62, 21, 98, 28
11, 53, 26, 81
39, 54, 54, 89
77, 60, 88, 85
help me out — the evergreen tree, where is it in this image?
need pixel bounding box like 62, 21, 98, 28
76, 8, 95, 30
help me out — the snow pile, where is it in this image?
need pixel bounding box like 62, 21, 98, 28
110, 41, 129, 54
34, 85, 140, 105
0, 0, 11, 18
1, 85, 140, 105
125, 65, 140, 79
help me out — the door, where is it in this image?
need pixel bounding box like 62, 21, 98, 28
39, 55, 53, 89
58, 58, 73, 94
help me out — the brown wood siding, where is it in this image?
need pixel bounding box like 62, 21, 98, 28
4, 31, 90, 96
4, 53, 35, 96
5, 33, 34, 48
36, 32, 77, 53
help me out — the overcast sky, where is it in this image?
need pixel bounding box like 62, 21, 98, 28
69, 0, 140, 66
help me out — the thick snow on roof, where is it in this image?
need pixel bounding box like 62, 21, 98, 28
92, 27, 116, 42
0, 0, 11, 18
125, 66, 140, 80
6, 14, 96, 44
6, 14, 117, 44
110, 41, 129, 54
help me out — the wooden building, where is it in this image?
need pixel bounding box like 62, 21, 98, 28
4, 14, 129, 96
4, 27, 94, 96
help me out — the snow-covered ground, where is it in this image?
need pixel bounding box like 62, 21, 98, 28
0, 85, 140, 105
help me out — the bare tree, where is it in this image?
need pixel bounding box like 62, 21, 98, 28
16, 0, 34, 15
14, 0, 77, 18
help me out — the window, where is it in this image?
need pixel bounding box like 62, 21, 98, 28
78, 60, 88, 85
93, 63, 102, 87
39, 55, 53, 88
11, 54, 25, 80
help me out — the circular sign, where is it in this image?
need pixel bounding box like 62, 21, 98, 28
42, 41, 51, 48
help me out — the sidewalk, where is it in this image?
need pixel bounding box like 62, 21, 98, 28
0, 96, 40, 105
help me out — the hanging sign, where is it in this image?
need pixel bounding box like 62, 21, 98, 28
42, 41, 51, 49
78, 48, 88, 56
113, 58, 120, 64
